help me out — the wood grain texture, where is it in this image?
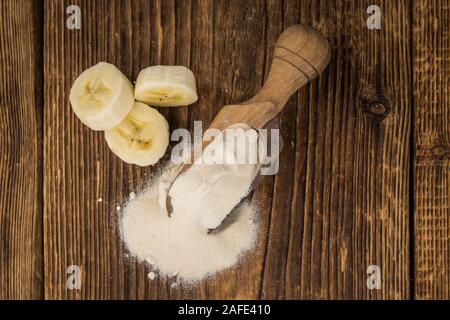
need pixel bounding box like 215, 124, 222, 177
0, 0, 43, 299
43, 0, 411, 299
260, 0, 411, 299
413, 0, 450, 300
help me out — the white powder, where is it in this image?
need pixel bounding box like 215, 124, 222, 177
121, 125, 260, 282
169, 130, 259, 230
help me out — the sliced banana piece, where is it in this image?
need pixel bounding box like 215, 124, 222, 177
134, 65, 198, 107
105, 102, 169, 166
69, 62, 134, 131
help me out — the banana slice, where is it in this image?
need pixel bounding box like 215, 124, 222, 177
69, 62, 134, 131
134, 65, 198, 107
104, 102, 169, 166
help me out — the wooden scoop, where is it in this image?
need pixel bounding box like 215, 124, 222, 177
165, 24, 331, 214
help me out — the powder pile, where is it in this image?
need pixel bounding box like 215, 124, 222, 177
121, 125, 261, 282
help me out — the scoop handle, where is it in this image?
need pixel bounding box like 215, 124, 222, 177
165, 25, 331, 215
248, 25, 331, 110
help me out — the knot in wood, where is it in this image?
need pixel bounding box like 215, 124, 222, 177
369, 102, 386, 115
364, 97, 390, 121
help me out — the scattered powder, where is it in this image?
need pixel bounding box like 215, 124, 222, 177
97, 198, 103, 202
121, 125, 261, 282
116, 205, 121, 211
129, 192, 136, 200
122, 182, 257, 282
148, 271, 156, 280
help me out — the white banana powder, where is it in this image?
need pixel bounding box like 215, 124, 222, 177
121, 125, 261, 282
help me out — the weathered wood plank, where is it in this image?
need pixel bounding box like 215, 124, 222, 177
0, 0, 43, 299
44, 0, 155, 300
259, 0, 411, 299
413, 0, 450, 300
200, 0, 268, 299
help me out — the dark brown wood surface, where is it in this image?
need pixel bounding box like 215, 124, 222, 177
0, 0, 448, 300
413, 0, 450, 300
0, 0, 43, 299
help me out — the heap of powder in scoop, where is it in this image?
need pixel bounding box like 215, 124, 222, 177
121, 125, 261, 282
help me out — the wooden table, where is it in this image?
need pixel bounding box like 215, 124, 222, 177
0, 0, 449, 300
